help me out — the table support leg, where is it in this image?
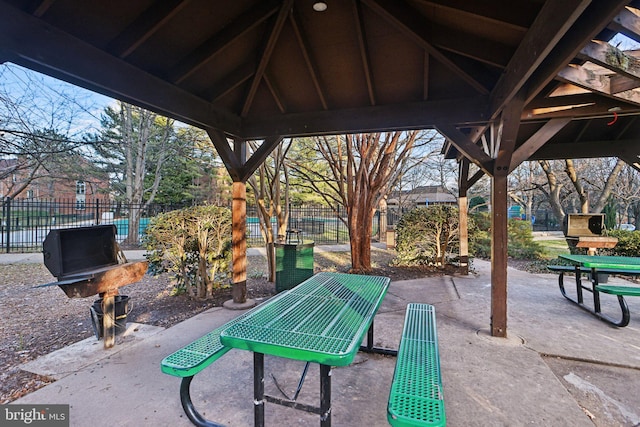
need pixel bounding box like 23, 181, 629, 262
254, 352, 265, 427
320, 364, 331, 427
591, 267, 602, 313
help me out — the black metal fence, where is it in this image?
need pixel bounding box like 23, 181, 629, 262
1, 197, 188, 253
1, 198, 390, 253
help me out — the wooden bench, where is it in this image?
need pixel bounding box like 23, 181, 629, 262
161, 322, 236, 427
387, 303, 446, 427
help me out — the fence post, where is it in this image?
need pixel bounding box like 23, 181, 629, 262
95, 199, 100, 224
4, 197, 11, 253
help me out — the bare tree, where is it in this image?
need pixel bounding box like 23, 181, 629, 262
247, 139, 292, 282
291, 131, 437, 272
1, 64, 104, 198
92, 102, 176, 244
535, 158, 626, 231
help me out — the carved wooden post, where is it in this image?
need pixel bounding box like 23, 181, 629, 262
232, 182, 248, 303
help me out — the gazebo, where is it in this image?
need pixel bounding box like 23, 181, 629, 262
2, 0, 640, 337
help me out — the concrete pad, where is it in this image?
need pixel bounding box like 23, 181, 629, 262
12, 259, 640, 427
19, 323, 165, 380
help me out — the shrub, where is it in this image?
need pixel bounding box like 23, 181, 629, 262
394, 205, 460, 267
469, 212, 544, 260
143, 205, 232, 299
602, 229, 640, 256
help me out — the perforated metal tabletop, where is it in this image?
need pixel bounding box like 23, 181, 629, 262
220, 272, 390, 366
560, 254, 640, 270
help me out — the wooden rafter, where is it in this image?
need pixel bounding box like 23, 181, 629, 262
241, 0, 293, 118
525, 0, 631, 104
264, 73, 286, 113
289, 9, 328, 110
31, 0, 55, 17
608, 5, 640, 39
208, 61, 256, 103
579, 40, 640, 82
107, 0, 190, 59
490, 0, 591, 119
240, 136, 284, 182
557, 63, 640, 106
428, 22, 513, 69
352, 0, 376, 106
412, 0, 534, 32
169, 0, 280, 84
362, 0, 489, 94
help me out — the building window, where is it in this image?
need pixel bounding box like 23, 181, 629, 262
26, 190, 34, 199
76, 181, 86, 195
76, 180, 86, 210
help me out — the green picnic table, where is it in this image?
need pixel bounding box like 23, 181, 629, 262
552, 254, 640, 326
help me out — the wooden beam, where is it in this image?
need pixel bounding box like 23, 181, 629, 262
610, 74, 640, 94
578, 40, 640, 82
352, 0, 376, 106
290, 10, 328, 110
509, 118, 571, 172
525, 0, 631, 104
411, 0, 535, 31
241, 96, 490, 138
207, 129, 242, 180
458, 159, 469, 275
107, 0, 189, 59
490, 0, 591, 119
240, 136, 284, 182
608, 5, 640, 40
557, 64, 640, 106
491, 172, 509, 337
241, 0, 293, 117
362, 0, 489, 94
494, 92, 524, 171
169, 0, 280, 84
429, 22, 513, 69
0, 3, 242, 135
436, 123, 494, 175
208, 61, 256, 102
530, 138, 640, 160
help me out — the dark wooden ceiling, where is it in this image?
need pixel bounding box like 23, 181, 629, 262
1, 0, 639, 171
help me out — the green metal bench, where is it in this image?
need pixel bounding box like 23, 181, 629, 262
595, 285, 640, 297
161, 322, 236, 427
387, 303, 445, 427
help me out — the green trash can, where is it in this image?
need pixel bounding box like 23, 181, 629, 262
275, 233, 314, 293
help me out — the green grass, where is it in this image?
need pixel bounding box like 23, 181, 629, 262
537, 238, 570, 260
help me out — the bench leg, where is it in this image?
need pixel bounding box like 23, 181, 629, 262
180, 376, 225, 427
558, 271, 631, 327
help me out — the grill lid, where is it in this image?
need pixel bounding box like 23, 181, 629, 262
43, 225, 119, 279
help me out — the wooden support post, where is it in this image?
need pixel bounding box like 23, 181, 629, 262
232, 181, 248, 303
491, 172, 508, 337
458, 160, 470, 275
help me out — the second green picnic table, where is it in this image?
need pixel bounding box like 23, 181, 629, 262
553, 254, 640, 326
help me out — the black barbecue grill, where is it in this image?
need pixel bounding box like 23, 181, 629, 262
38, 224, 148, 348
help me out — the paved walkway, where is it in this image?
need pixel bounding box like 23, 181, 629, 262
5, 252, 640, 426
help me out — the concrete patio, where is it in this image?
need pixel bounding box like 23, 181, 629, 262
12, 258, 640, 426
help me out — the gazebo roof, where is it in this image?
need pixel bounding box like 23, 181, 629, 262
2, 0, 640, 171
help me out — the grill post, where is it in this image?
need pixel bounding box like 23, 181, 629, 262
102, 290, 118, 349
